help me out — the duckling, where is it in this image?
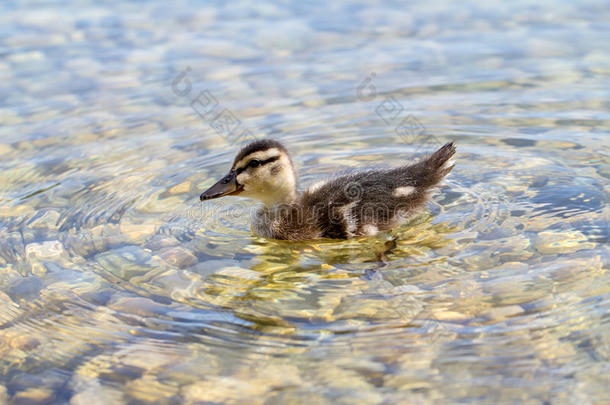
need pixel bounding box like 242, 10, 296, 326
200, 139, 456, 240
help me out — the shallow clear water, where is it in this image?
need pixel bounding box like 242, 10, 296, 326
1, 0, 609, 403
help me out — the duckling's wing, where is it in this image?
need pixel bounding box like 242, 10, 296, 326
301, 143, 456, 238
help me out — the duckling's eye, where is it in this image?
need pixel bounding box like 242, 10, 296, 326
248, 160, 260, 168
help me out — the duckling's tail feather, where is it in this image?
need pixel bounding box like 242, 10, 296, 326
412, 142, 456, 188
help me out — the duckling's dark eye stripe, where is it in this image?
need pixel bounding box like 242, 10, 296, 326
235, 156, 280, 175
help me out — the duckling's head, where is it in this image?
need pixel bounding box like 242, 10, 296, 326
200, 139, 297, 206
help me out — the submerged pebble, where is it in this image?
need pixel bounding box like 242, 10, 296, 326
11, 387, 55, 404
25, 240, 65, 262
108, 296, 170, 318
183, 377, 269, 404
69, 385, 126, 405
482, 304, 525, 322
534, 231, 596, 254
159, 246, 198, 268
119, 222, 158, 244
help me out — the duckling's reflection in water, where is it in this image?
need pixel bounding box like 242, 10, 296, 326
209, 216, 451, 305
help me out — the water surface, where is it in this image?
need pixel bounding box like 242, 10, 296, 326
0, 0, 609, 403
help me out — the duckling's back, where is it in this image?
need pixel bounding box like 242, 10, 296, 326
301, 142, 455, 239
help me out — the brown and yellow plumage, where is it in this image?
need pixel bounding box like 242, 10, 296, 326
200, 139, 456, 240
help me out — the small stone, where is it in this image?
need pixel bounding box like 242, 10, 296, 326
108, 297, 169, 318
259, 363, 302, 387
0, 204, 34, 218
9, 277, 42, 301
314, 364, 375, 391
119, 222, 157, 243
332, 287, 422, 323
95, 246, 153, 279
9, 334, 40, 351
169, 181, 191, 194
215, 267, 260, 280
125, 375, 179, 402
534, 231, 596, 254
432, 309, 470, 322
145, 236, 180, 251
482, 305, 524, 322
316, 289, 356, 320
549, 256, 604, 287
78, 288, 115, 306
138, 196, 183, 213
0, 143, 12, 155
12, 387, 54, 403
494, 262, 529, 272
530, 327, 577, 362
117, 343, 179, 371
335, 357, 386, 374
25, 241, 65, 261
73, 354, 114, 380
526, 38, 568, 58
189, 259, 240, 277
183, 377, 269, 404
234, 361, 302, 391
70, 385, 125, 405
27, 209, 61, 231
159, 246, 198, 268
0, 291, 20, 326
91, 223, 123, 243
149, 269, 195, 301
0, 385, 7, 403
7, 50, 45, 63
333, 298, 386, 319
63, 224, 125, 257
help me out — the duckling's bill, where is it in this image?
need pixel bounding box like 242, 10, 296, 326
200, 171, 243, 201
